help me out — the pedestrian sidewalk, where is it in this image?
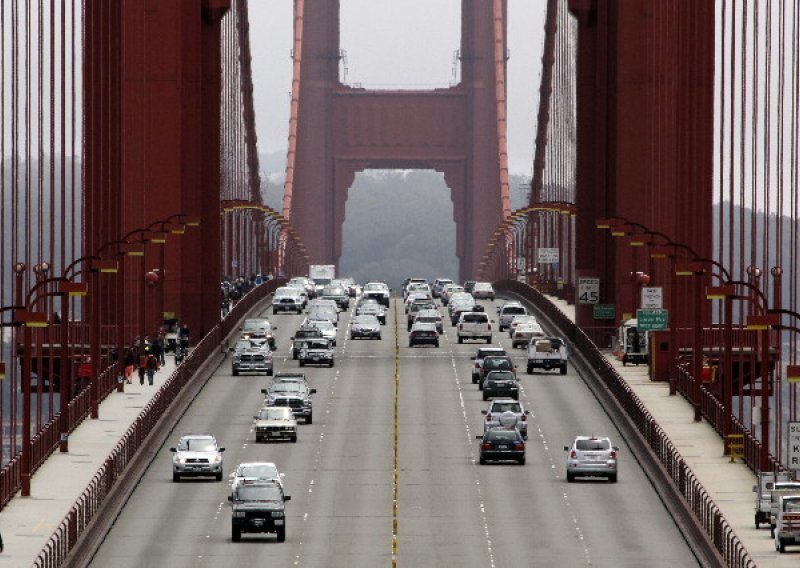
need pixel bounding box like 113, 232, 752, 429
0, 355, 179, 566
545, 294, 797, 567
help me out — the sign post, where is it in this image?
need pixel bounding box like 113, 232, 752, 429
636, 309, 669, 331
789, 422, 800, 470
537, 248, 559, 264
577, 277, 600, 304
640, 286, 663, 309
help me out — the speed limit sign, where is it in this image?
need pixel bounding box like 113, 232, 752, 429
578, 278, 600, 304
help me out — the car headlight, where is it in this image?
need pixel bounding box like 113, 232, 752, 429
233, 511, 246, 518
174, 455, 186, 464
213, 454, 222, 464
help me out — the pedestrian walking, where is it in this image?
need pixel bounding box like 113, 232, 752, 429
179, 323, 190, 350
154, 332, 166, 366
145, 351, 160, 386
124, 347, 136, 384
138, 349, 149, 385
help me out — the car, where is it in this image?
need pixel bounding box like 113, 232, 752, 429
272, 286, 305, 314
253, 406, 298, 443
357, 301, 386, 324
470, 346, 507, 383
527, 337, 568, 374
288, 276, 316, 299
230, 339, 273, 376
239, 318, 277, 350
229, 461, 285, 493
508, 314, 539, 338
564, 436, 619, 483
407, 299, 437, 330
170, 434, 226, 482
320, 284, 350, 311
441, 284, 465, 305
409, 321, 439, 347
298, 338, 335, 367
404, 291, 433, 312
456, 311, 493, 343
471, 281, 495, 300
432, 278, 454, 298
511, 322, 545, 349
482, 370, 519, 400
497, 302, 527, 331
306, 318, 337, 345
270, 371, 309, 388
477, 355, 516, 390
362, 282, 391, 307
290, 325, 324, 360
229, 480, 291, 542
404, 281, 431, 301
413, 309, 443, 334
263, 383, 316, 424
350, 314, 382, 339
482, 399, 530, 438
307, 305, 339, 327
477, 424, 526, 465
309, 297, 340, 312
774, 495, 800, 552
463, 281, 477, 294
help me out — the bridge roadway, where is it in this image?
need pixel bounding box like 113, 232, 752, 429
89, 296, 696, 567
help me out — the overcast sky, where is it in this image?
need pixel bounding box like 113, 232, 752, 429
248, 1, 546, 176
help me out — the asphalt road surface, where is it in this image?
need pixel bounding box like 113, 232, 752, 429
90, 296, 698, 568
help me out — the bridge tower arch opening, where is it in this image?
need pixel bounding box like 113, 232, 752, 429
339, 169, 458, 288
286, 0, 510, 281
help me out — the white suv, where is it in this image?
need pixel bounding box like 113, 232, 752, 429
564, 436, 619, 483
171, 434, 226, 482
497, 302, 527, 331
456, 311, 492, 344
272, 287, 305, 314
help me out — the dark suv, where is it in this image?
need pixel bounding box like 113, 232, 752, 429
478, 355, 516, 390
229, 480, 291, 542
470, 347, 507, 383
482, 370, 520, 401
320, 285, 350, 311
291, 325, 324, 360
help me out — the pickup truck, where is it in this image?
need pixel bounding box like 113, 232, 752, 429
456, 312, 492, 344
291, 325, 324, 360
526, 337, 568, 375
769, 485, 800, 536
753, 471, 795, 528
774, 494, 800, 553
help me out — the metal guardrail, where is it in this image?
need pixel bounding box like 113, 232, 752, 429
496, 279, 755, 568
32, 279, 281, 567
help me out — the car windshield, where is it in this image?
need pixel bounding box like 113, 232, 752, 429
305, 340, 330, 349
235, 485, 283, 502
487, 430, 519, 441
463, 314, 487, 323
235, 340, 254, 350
485, 358, 513, 370
576, 439, 611, 451
239, 464, 278, 479
355, 316, 378, 325
478, 349, 505, 358
257, 408, 291, 420
312, 321, 334, 331
784, 500, 800, 512
179, 438, 216, 452
503, 307, 526, 315
492, 402, 521, 413
270, 384, 303, 393
243, 321, 271, 332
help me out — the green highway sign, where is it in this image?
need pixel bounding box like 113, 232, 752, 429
636, 309, 668, 330
593, 304, 616, 320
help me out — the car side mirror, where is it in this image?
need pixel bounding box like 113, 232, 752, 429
261, 389, 267, 394
290, 336, 295, 340
169, 447, 177, 453
476, 435, 484, 439
613, 446, 619, 451
752, 485, 758, 493
284, 495, 292, 501
481, 410, 487, 415
229, 347, 235, 353
253, 415, 259, 420
310, 388, 317, 394
227, 495, 233, 502
272, 326, 278, 330
563, 446, 569, 451
470, 355, 476, 360
524, 410, 531, 415
219, 447, 226, 452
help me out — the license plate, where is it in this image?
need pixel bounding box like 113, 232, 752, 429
313, 357, 320, 361
498, 445, 508, 450
274, 519, 284, 526
269, 432, 280, 437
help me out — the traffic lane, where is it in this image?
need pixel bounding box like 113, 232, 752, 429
489, 296, 698, 566
396, 339, 494, 567
89, 307, 322, 567
290, 301, 396, 567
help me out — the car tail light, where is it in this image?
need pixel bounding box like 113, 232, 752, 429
513, 442, 524, 449
609, 450, 617, 459
475, 362, 480, 369
520, 415, 526, 421
481, 443, 491, 450
569, 450, 577, 458
485, 414, 491, 421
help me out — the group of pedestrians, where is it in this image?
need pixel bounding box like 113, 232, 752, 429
121, 323, 190, 386
220, 274, 272, 315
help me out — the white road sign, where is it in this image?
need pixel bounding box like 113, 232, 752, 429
578, 277, 600, 305
537, 248, 560, 264
789, 422, 800, 470
641, 286, 663, 309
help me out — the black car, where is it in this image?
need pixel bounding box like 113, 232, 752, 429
470, 347, 507, 383
478, 355, 516, 390
482, 370, 520, 401
409, 322, 439, 347
477, 427, 526, 465
229, 481, 291, 542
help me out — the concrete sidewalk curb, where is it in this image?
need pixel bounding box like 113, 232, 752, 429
60, 294, 275, 567
505, 289, 726, 567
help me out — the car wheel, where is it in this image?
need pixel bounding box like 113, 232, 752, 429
232, 369, 239, 376
216, 472, 223, 482
299, 360, 305, 367
292, 352, 298, 360
377, 334, 382, 340
567, 472, 575, 483
479, 456, 486, 465
518, 457, 526, 466
458, 336, 463, 344
434, 342, 439, 348
350, 334, 355, 340
778, 538, 785, 553
472, 374, 478, 384
527, 365, 533, 375
329, 361, 334, 368
482, 392, 488, 401
478, 381, 483, 391
232, 526, 242, 542
512, 393, 519, 401
771, 526, 776, 538
485, 337, 491, 344
267, 369, 273, 376
256, 436, 262, 443
609, 474, 617, 483
560, 365, 567, 375
306, 414, 313, 425
291, 436, 298, 443
173, 473, 180, 483
277, 527, 286, 542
